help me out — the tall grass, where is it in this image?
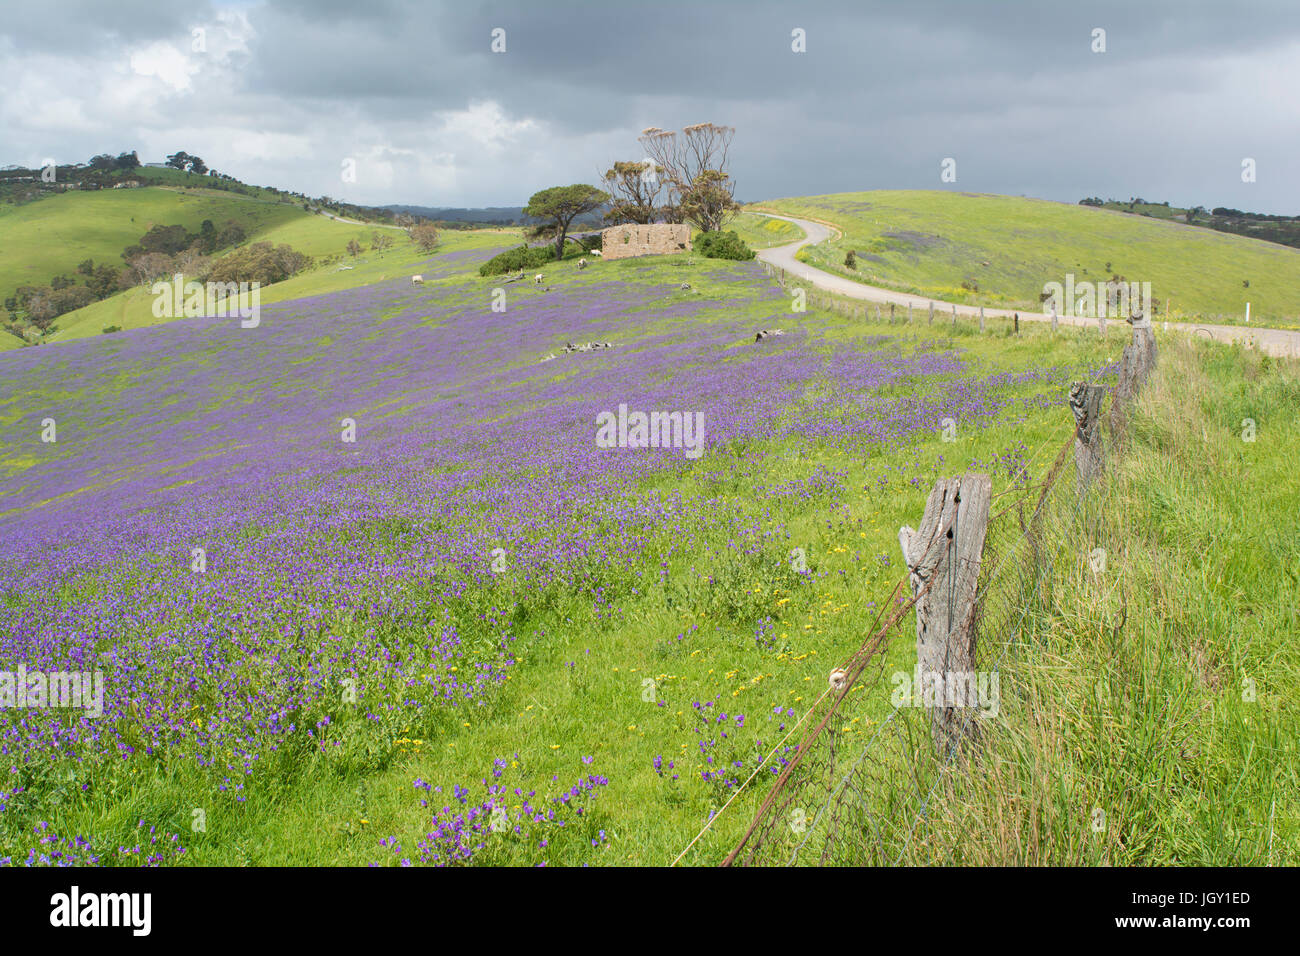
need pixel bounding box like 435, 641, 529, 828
898, 338, 1299, 865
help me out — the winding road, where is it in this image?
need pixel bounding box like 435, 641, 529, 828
752, 212, 1300, 358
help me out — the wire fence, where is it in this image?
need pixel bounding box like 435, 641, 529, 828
717, 361, 1122, 867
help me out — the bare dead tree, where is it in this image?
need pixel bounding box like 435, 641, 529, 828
637, 123, 739, 232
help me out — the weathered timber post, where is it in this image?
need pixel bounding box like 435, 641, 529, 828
1109, 314, 1158, 438
1100, 311, 1107, 336
891, 303, 896, 322
1069, 382, 1106, 494
1014, 312, 1020, 335
876, 304, 882, 322
979, 306, 985, 333
907, 302, 912, 323
952, 304, 957, 327
928, 302, 935, 324
899, 474, 993, 754
1050, 303, 1058, 334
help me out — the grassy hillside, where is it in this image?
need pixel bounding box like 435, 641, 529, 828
0, 245, 1126, 865
727, 211, 803, 249
3, 237, 1294, 865
48, 227, 517, 341
754, 190, 1300, 327
913, 337, 1300, 864
0, 185, 308, 296
0, 169, 514, 343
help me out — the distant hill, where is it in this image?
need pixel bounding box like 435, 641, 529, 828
0, 155, 423, 343
756, 190, 1300, 325
384, 204, 607, 228
386, 205, 526, 224
1080, 197, 1300, 251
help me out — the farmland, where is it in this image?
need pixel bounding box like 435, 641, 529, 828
754, 191, 1300, 328
2, 234, 1294, 866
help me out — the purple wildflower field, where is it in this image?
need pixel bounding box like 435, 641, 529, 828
0, 258, 1085, 865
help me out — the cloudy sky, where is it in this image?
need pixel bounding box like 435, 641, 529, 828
3, 0, 1298, 212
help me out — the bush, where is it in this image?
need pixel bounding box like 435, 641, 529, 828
844, 250, 857, 269
479, 245, 555, 277
207, 242, 311, 286
695, 230, 754, 261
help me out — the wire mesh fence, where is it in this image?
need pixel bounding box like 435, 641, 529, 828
720, 367, 1118, 867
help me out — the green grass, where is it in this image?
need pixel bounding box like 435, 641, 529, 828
0, 249, 1147, 865
6, 228, 1295, 867
47, 228, 519, 341
725, 211, 804, 249
754, 190, 1300, 328
0, 185, 310, 296
901, 338, 1300, 865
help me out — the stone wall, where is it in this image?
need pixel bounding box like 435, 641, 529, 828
599, 223, 692, 260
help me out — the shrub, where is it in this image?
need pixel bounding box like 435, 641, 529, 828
695, 230, 754, 261
844, 250, 857, 269
207, 242, 311, 286
479, 245, 555, 277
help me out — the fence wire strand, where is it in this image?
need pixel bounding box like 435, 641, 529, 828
719, 362, 1117, 867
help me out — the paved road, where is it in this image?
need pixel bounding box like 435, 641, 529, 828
753, 211, 1300, 358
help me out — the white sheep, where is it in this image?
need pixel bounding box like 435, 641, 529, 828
534, 274, 545, 284
578, 258, 587, 269
590, 250, 602, 257
411, 275, 424, 284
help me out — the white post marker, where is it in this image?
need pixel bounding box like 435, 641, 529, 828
1245, 301, 1250, 324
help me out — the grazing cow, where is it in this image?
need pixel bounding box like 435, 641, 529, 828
411, 275, 424, 284
578, 258, 588, 269
534, 274, 545, 284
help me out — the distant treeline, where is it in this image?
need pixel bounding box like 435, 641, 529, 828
0, 150, 402, 227
1080, 196, 1300, 251
384, 204, 607, 230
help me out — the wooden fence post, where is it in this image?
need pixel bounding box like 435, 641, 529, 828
1069, 382, 1106, 494
907, 302, 912, 323
979, 306, 985, 333
891, 303, 896, 323
952, 304, 957, 327
1109, 315, 1158, 437
1014, 313, 1020, 335
899, 474, 993, 754
1050, 304, 1058, 334
928, 302, 935, 324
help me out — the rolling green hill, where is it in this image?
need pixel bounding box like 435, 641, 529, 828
0, 184, 309, 297
0, 173, 500, 344
754, 190, 1300, 327
48, 226, 517, 341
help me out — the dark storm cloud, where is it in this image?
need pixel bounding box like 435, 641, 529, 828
3, 0, 1298, 210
